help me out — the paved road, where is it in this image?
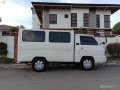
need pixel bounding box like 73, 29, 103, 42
0, 65, 120, 90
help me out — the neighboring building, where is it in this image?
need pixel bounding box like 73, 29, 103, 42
31, 2, 120, 36
0, 25, 17, 35
0, 25, 18, 58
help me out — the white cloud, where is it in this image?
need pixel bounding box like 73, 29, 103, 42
60, 0, 120, 4
111, 10, 120, 27
0, 0, 32, 28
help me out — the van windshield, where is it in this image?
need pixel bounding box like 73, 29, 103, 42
80, 36, 98, 45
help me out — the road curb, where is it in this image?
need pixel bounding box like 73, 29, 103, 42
0, 64, 31, 69
106, 61, 120, 66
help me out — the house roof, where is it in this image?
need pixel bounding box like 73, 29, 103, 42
32, 2, 120, 13
32, 2, 120, 26
0, 25, 17, 31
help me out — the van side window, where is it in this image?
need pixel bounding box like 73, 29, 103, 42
80, 36, 98, 45
49, 32, 70, 43
22, 30, 45, 42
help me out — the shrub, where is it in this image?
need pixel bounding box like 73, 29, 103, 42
0, 58, 15, 64
107, 43, 120, 57
0, 42, 8, 57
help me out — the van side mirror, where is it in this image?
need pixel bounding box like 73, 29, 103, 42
100, 42, 106, 45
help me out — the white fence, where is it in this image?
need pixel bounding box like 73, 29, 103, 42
0, 36, 14, 58
95, 36, 120, 45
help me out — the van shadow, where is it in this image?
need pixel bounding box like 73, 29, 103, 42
14, 64, 106, 73
46, 64, 105, 72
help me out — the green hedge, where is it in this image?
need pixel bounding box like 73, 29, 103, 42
107, 43, 120, 57
0, 57, 15, 64
0, 42, 14, 64
0, 42, 8, 57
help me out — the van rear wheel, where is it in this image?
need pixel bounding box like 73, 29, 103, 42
32, 58, 46, 72
80, 57, 94, 70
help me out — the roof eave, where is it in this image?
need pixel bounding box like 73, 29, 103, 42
32, 2, 120, 14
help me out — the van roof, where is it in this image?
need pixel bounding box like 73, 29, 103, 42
77, 34, 94, 36
20, 28, 74, 32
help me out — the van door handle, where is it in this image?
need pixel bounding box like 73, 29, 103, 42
81, 47, 84, 50
76, 43, 79, 45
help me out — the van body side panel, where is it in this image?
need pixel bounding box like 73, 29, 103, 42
18, 29, 74, 62
45, 31, 74, 62
74, 35, 81, 62
18, 29, 106, 65
74, 34, 106, 64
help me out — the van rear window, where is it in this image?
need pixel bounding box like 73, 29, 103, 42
22, 30, 45, 42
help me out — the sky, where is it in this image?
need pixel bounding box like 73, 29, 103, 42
0, 0, 120, 28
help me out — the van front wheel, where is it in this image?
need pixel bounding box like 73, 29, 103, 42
32, 59, 46, 72
80, 57, 94, 70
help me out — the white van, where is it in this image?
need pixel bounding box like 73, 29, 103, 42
18, 29, 106, 72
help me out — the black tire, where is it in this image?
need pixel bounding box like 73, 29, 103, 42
32, 58, 46, 72
80, 57, 94, 70
75, 63, 80, 68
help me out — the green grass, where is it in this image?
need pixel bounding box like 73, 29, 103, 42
107, 56, 120, 62
0, 57, 16, 64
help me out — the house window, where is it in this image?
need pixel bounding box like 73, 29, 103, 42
2, 31, 11, 36
49, 14, 57, 24
49, 32, 70, 43
96, 15, 100, 28
71, 13, 77, 27
22, 30, 45, 42
83, 13, 89, 27
64, 14, 68, 18
104, 15, 110, 28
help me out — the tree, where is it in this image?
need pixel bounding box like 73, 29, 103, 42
20, 25, 25, 28
0, 17, 2, 22
0, 42, 8, 57
112, 22, 120, 35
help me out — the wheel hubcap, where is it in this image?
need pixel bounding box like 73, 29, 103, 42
35, 60, 44, 70
83, 59, 92, 69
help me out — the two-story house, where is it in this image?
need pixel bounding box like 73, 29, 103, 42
31, 2, 120, 36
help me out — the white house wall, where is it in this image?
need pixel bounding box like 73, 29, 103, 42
49, 9, 71, 28
96, 10, 111, 28
0, 36, 14, 58
32, 8, 111, 29
71, 8, 89, 28
49, 8, 89, 28
32, 8, 41, 29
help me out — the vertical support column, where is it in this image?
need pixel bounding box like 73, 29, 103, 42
89, 8, 96, 28
14, 34, 18, 59
43, 9, 49, 28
